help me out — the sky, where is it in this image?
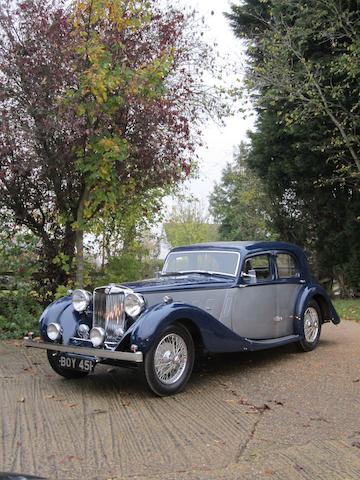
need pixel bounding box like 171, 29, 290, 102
165, 0, 255, 211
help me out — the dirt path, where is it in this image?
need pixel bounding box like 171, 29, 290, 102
1, 320, 360, 480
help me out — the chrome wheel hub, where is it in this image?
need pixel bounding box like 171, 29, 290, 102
154, 333, 188, 385
304, 307, 319, 343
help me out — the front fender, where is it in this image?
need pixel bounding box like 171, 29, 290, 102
128, 302, 250, 354
39, 296, 83, 344
294, 284, 340, 334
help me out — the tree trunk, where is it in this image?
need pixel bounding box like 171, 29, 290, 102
75, 228, 84, 288
75, 188, 88, 289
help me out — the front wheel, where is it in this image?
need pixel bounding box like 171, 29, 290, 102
143, 324, 195, 396
297, 300, 322, 352
47, 351, 89, 379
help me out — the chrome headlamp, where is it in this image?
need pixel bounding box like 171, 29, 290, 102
72, 289, 92, 312
124, 292, 145, 318
47, 322, 62, 342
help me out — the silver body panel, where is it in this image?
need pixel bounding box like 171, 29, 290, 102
276, 283, 302, 337
142, 282, 302, 340
144, 289, 233, 329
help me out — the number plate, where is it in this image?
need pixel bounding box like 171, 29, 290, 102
58, 354, 95, 373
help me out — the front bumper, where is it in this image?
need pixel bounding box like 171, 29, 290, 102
24, 338, 143, 363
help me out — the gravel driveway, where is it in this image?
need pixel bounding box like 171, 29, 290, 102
1, 320, 360, 479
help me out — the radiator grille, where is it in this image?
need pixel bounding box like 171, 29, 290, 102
93, 287, 126, 342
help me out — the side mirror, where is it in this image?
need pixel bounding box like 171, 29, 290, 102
241, 269, 257, 284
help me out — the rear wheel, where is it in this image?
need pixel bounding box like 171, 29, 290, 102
297, 300, 322, 352
143, 324, 195, 396
47, 351, 89, 379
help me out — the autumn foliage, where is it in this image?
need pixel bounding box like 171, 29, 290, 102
0, 0, 221, 291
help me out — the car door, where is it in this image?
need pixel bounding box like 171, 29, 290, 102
232, 253, 278, 340
274, 251, 303, 337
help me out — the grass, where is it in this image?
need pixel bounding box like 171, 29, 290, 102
333, 299, 360, 323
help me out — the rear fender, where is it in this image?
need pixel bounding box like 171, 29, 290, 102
294, 285, 340, 335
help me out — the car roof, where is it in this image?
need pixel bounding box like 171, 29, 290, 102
171, 241, 304, 255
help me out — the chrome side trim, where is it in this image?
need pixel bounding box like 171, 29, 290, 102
24, 338, 143, 363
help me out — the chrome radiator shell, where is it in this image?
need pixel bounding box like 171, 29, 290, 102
93, 286, 127, 342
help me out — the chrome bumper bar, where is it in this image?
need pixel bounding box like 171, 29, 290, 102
24, 338, 143, 363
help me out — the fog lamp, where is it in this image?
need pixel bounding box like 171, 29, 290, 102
90, 327, 106, 347
47, 323, 62, 342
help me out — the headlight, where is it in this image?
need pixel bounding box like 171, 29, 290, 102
47, 323, 62, 342
90, 327, 106, 347
72, 289, 92, 312
125, 293, 145, 318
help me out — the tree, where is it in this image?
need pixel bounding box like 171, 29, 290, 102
248, 111, 360, 290
227, 0, 360, 183
164, 199, 219, 248
0, 0, 225, 293
210, 143, 276, 241
227, 0, 360, 293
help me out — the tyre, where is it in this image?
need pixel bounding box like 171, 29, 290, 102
297, 300, 322, 352
143, 324, 195, 396
47, 350, 89, 379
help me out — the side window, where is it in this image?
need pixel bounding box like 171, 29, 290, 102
244, 255, 272, 282
276, 253, 300, 279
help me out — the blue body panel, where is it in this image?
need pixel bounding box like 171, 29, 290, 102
129, 303, 251, 353
39, 296, 83, 344
294, 284, 340, 327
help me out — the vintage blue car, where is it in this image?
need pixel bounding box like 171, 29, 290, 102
25, 241, 340, 396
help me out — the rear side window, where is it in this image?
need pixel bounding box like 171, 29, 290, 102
276, 253, 300, 279
244, 254, 272, 282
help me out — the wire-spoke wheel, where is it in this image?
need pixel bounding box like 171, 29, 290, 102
144, 324, 194, 396
298, 300, 322, 352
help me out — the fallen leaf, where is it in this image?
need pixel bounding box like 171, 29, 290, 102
353, 378, 360, 383
17, 397, 25, 403
65, 403, 78, 408
44, 394, 55, 400
264, 468, 275, 476
352, 441, 360, 449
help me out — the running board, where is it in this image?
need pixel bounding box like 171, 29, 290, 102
244, 334, 300, 351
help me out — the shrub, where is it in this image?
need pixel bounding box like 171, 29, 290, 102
0, 288, 42, 339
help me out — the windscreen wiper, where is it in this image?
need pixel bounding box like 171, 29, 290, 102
161, 271, 229, 278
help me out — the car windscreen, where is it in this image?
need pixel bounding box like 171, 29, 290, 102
162, 250, 240, 277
